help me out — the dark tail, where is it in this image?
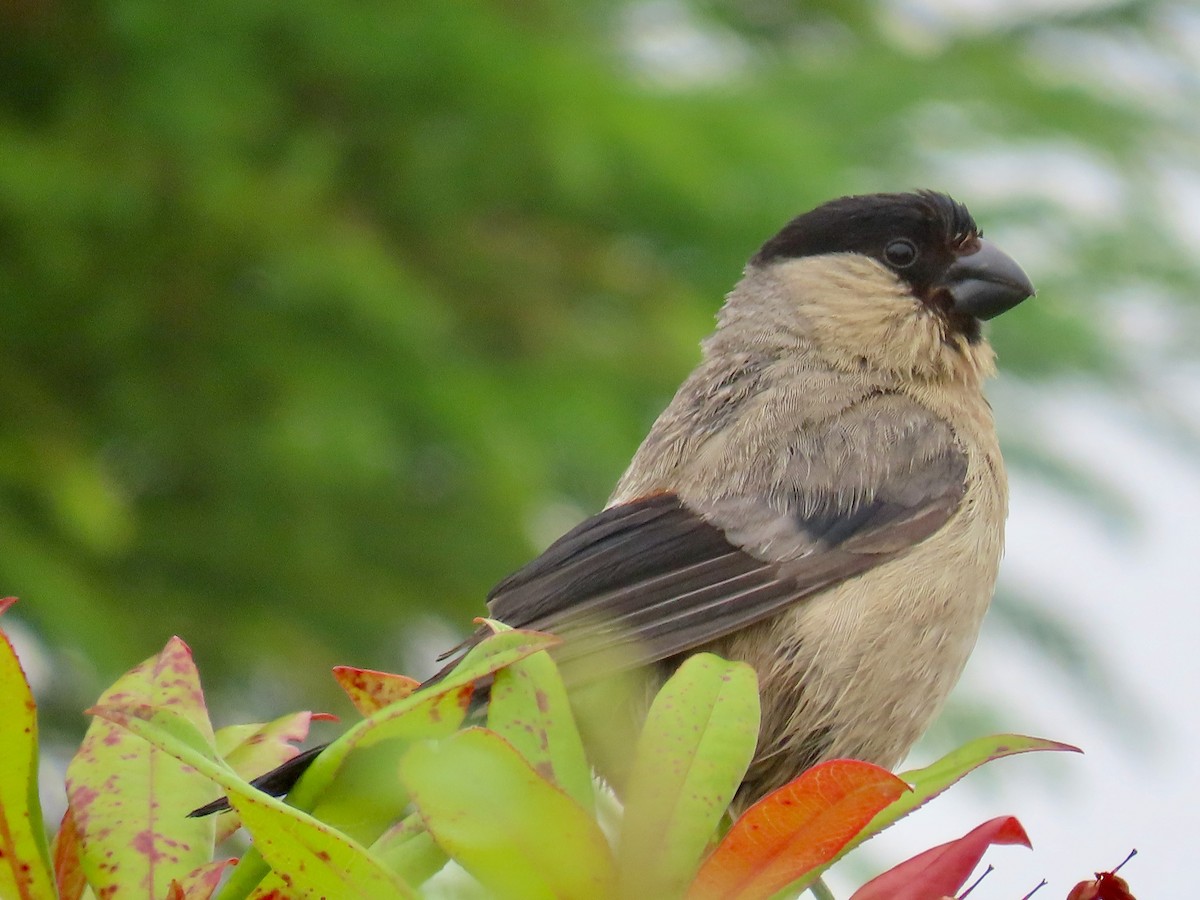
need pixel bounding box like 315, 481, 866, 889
187, 743, 328, 817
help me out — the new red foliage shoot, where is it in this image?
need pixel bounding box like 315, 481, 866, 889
849, 815, 1031, 900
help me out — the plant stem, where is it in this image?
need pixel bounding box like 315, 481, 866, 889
809, 877, 836, 900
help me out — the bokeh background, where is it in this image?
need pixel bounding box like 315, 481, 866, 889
3, 0, 1198, 894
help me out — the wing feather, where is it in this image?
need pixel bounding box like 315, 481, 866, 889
441, 393, 968, 683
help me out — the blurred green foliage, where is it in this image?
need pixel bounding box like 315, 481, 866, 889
1, 1, 1197, 728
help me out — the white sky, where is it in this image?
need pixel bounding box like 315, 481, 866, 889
826, 380, 1200, 897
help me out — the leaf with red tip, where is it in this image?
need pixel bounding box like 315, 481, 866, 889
0, 606, 56, 900
0, 596, 16, 616
68, 637, 219, 898
851, 816, 1031, 900
687, 760, 908, 900
333, 666, 420, 715
88, 694, 416, 899
217, 711, 321, 776
210, 711, 326, 842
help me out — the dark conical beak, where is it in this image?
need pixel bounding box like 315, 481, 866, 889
938, 239, 1035, 320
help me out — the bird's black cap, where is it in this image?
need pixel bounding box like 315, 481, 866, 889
753, 190, 978, 271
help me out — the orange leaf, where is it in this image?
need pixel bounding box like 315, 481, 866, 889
173, 858, 237, 899
687, 760, 908, 900
50, 808, 86, 900
332, 666, 420, 715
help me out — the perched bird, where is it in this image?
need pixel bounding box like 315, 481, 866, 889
197, 190, 1033, 816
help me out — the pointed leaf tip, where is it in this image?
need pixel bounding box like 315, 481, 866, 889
850, 816, 1031, 900
688, 759, 908, 900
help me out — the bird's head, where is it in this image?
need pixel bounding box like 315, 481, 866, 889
721, 191, 1034, 384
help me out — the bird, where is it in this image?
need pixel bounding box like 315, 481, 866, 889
195, 189, 1033, 816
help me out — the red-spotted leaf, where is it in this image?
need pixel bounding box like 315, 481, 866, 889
401, 727, 617, 900
221, 628, 558, 898
687, 759, 909, 900
851, 816, 1032, 900
488, 634, 593, 812
67, 636, 217, 898
333, 666, 421, 715
50, 808, 86, 900
228, 787, 415, 899
89, 692, 416, 900
0, 600, 57, 900
617, 654, 759, 899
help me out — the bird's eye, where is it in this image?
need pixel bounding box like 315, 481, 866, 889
884, 239, 918, 268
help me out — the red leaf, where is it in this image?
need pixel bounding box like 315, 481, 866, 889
850, 816, 1031, 900
687, 760, 908, 900
0, 597, 16, 617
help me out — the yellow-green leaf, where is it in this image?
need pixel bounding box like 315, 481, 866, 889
401, 728, 617, 900
66, 636, 217, 898
617, 653, 759, 900
0, 598, 56, 900
371, 811, 449, 887
90, 694, 415, 899
488, 642, 593, 812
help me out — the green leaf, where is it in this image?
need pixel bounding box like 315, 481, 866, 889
222, 627, 559, 897
487, 633, 593, 812
401, 728, 617, 900
823, 734, 1081, 872
0, 598, 56, 900
228, 789, 416, 899
212, 710, 324, 843
617, 653, 760, 900
371, 811, 449, 887
292, 627, 558, 807
66, 637, 218, 899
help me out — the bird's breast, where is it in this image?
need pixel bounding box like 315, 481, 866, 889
720, 425, 1006, 808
